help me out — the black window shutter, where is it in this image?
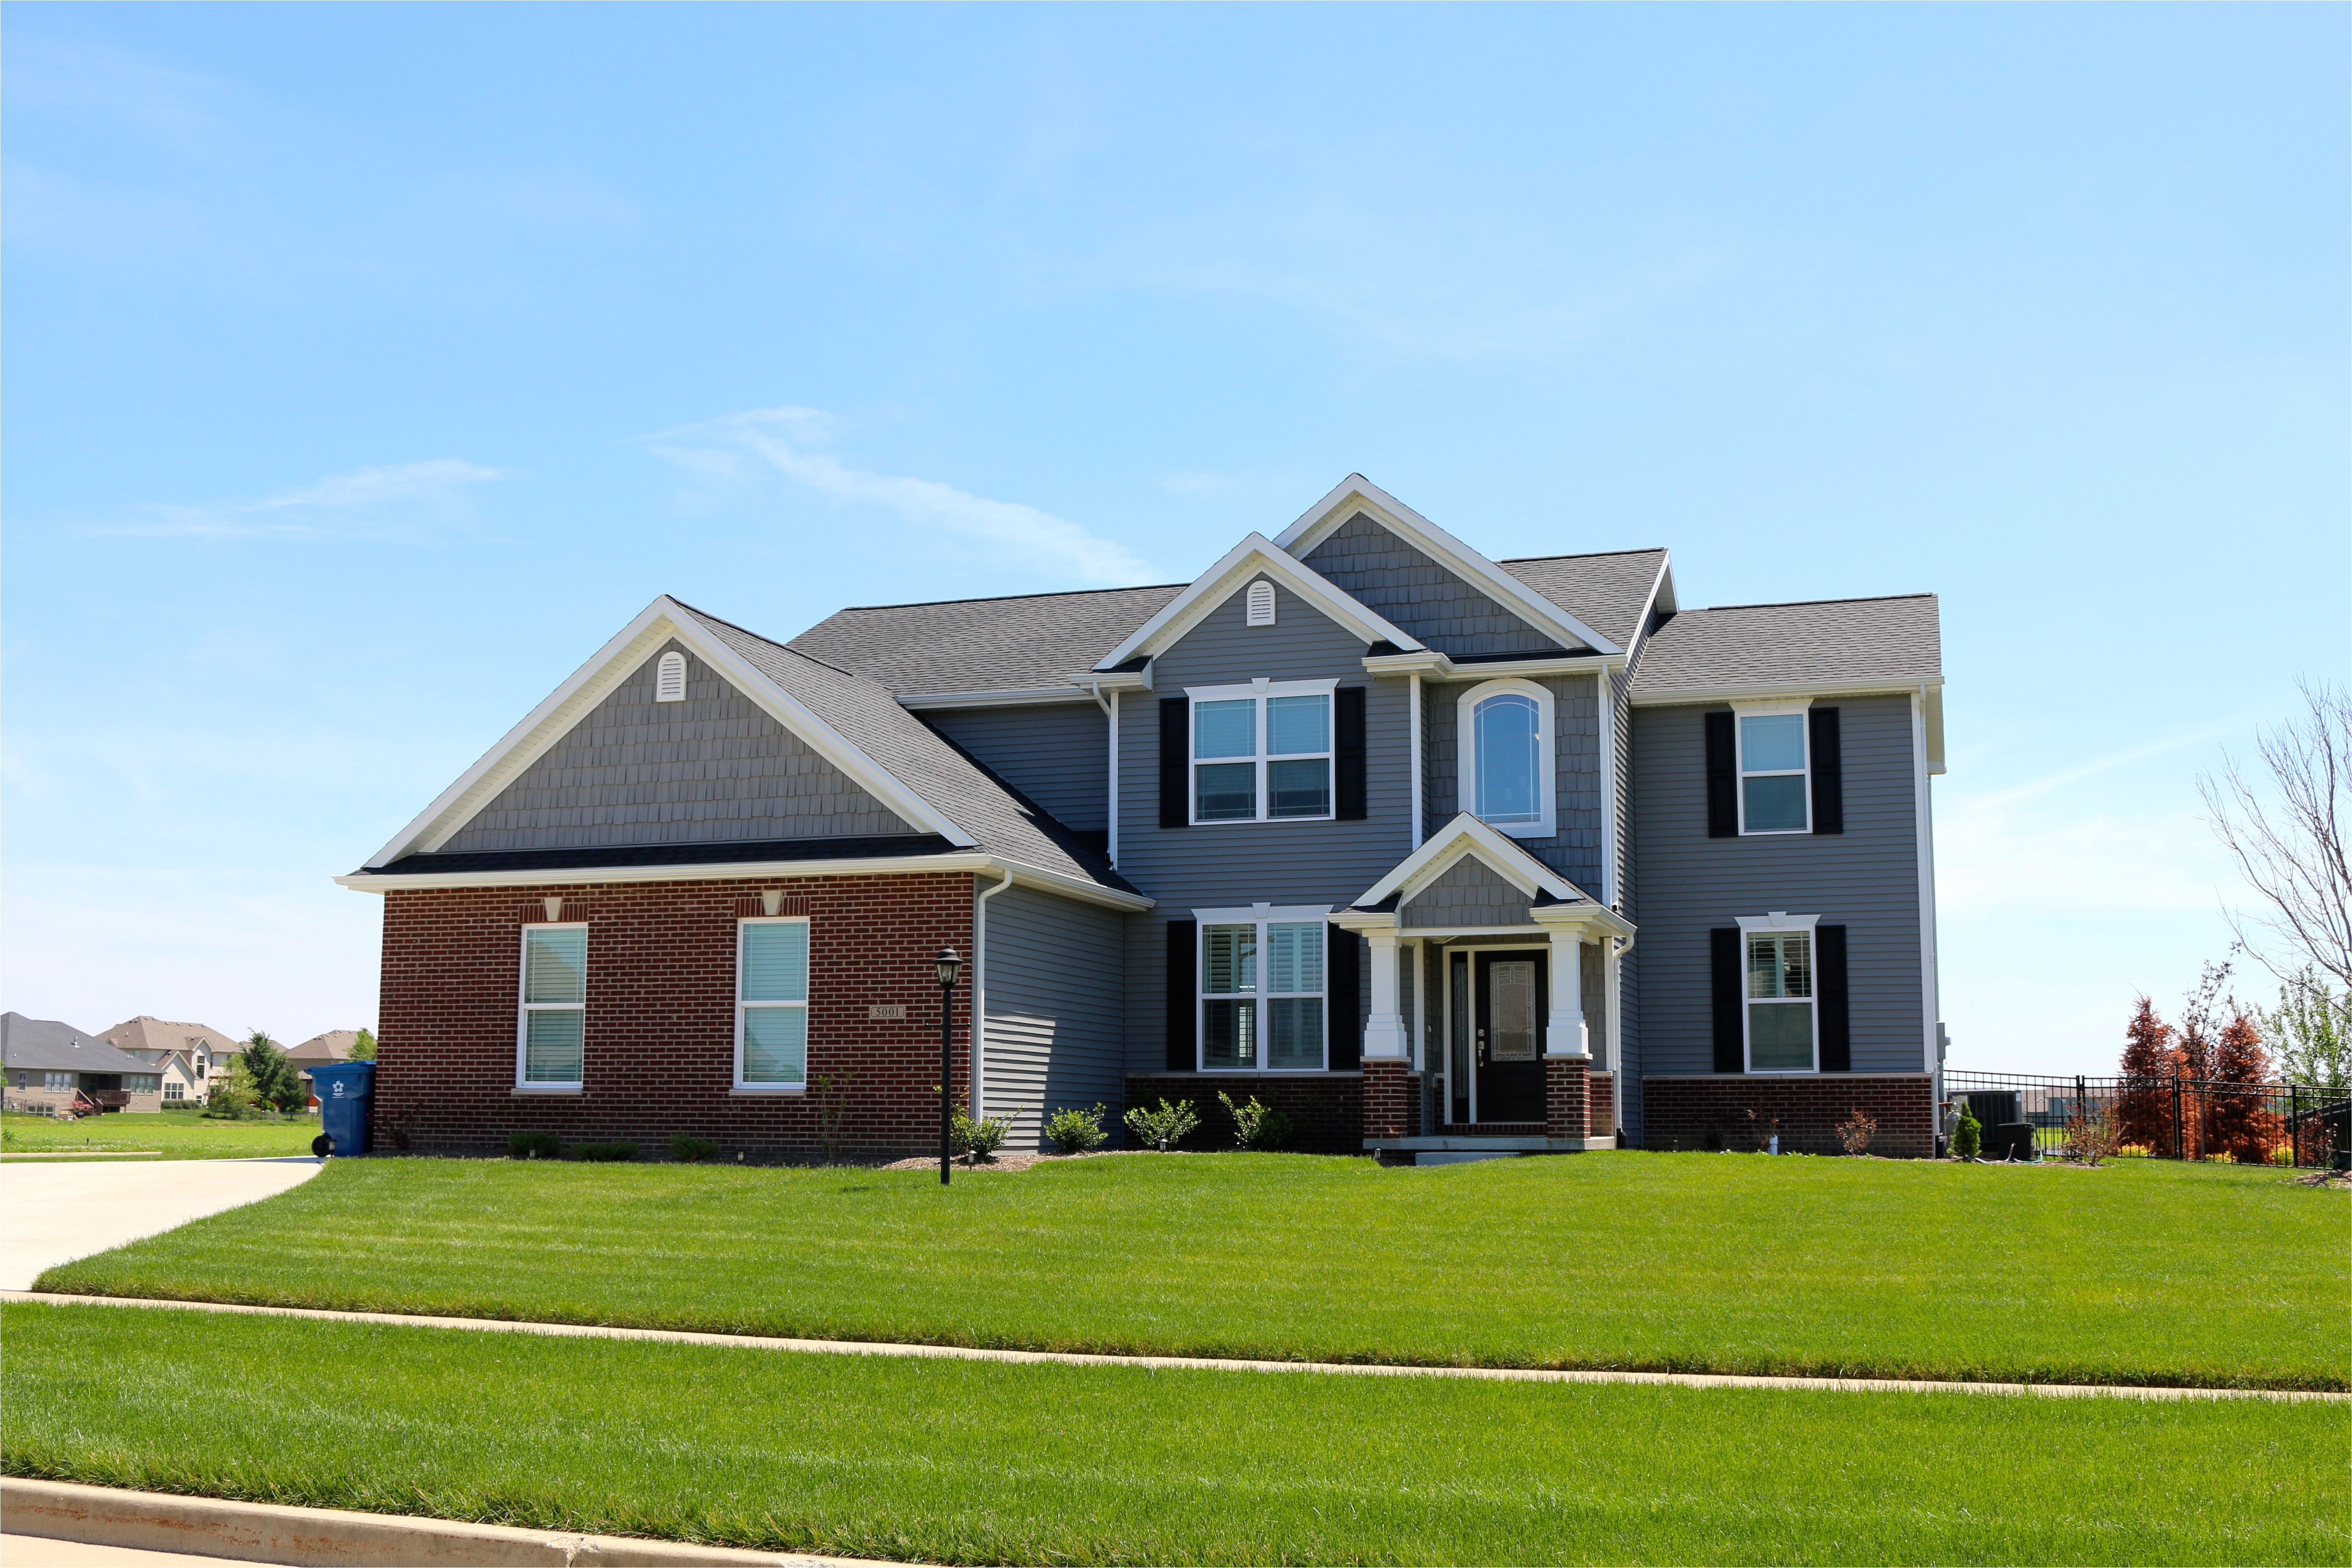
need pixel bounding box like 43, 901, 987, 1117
1159, 698, 1189, 830
1335, 686, 1367, 820
1816, 924, 1850, 1072
1164, 919, 1197, 1071
1705, 711, 1737, 838
1326, 925, 1361, 1070
1710, 927, 1743, 1072
1809, 707, 1844, 835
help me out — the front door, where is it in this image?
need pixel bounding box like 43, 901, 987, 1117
1473, 949, 1547, 1123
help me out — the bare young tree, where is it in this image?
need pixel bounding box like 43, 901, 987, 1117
2200, 681, 2352, 990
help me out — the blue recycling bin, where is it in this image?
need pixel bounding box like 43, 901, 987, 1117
309, 1060, 375, 1157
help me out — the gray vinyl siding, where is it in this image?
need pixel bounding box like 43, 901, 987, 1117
925, 702, 1108, 833
1424, 672, 1606, 894
1611, 664, 1642, 1133
980, 884, 1125, 1151
1303, 512, 1568, 659
1401, 856, 1531, 928
443, 640, 916, 852
1629, 693, 1927, 1081
1118, 577, 1412, 1073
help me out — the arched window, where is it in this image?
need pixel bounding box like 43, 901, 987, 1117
1458, 679, 1555, 838
655, 650, 687, 703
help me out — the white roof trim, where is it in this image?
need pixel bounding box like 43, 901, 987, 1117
1354, 813, 1588, 909
336, 852, 1152, 912
1272, 475, 1622, 657
1092, 534, 1424, 671
364, 597, 975, 868
1627, 677, 1944, 707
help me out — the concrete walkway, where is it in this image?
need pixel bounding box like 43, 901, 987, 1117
6, 1290, 2338, 1403
0, 1160, 322, 1291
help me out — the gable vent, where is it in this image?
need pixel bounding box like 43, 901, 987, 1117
654, 650, 687, 703
1245, 579, 1276, 627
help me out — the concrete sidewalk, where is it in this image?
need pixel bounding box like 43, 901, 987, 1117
0, 1160, 322, 1290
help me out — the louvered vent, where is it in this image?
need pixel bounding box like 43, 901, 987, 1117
655, 650, 687, 702
1246, 579, 1276, 627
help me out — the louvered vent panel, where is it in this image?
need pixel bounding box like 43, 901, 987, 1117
654, 650, 687, 702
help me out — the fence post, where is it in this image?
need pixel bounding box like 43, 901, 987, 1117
2291, 1084, 2301, 1169
2171, 1072, 2184, 1161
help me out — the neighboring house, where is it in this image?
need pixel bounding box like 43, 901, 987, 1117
99, 1017, 242, 1107
339, 475, 1945, 1161
4, 1013, 165, 1115
287, 1030, 363, 1100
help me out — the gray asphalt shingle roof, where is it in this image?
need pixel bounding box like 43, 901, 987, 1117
2, 1012, 148, 1075
1497, 549, 1669, 655
787, 584, 1187, 697
677, 603, 1137, 896
1629, 594, 1941, 697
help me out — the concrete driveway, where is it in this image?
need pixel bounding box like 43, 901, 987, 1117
0, 1160, 322, 1290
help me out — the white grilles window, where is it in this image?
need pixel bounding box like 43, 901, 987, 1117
1736, 709, 1810, 833
1458, 680, 1556, 838
44, 1072, 71, 1092
1190, 680, 1336, 823
1246, 579, 1277, 626
1200, 915, 1326, 1070
655, 650, 688, 703
737, 918, 810, 1090
1746, 930, 1816, 1072
518, 924, 588, 1087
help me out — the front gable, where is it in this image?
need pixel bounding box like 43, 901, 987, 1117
1401, 854, 1531, 928
1090, 533, 1421, 673
1304, 511, 1568, 660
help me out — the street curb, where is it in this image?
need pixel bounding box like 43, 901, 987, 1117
5, 1291, 2343, 1402
0, 1479, 902, 1567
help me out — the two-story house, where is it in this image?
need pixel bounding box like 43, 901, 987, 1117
342, 476, 1944, 1160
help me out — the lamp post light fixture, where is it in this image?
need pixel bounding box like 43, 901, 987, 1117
934, 946, 963, 1186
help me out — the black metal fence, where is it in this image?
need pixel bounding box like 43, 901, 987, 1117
1944, 1070, 2349, 1168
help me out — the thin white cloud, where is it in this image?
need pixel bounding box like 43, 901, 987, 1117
652, 407, 1155, 586
86, 459, 500, 539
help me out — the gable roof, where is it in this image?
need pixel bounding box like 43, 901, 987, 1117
2, 1012, 148, 1075
100, 1017, 241, 1060
1498, 549, 1672, 658
1351, 814, 1595, 910
788, 582, 1186, 699
1091, 533, 1424, 672
1273, 476, 1622, 656
286, 1029, 362, 1063
1629, 594, 1941, 700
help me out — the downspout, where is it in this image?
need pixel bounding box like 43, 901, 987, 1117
1083, 680, 1119, 870
1913, 686, 1940, 1080
972, 867, 1017, 1125
1409, 670, 1425, 849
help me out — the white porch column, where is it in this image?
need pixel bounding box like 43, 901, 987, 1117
1544, 926, 1590, 1060
1362, 931, 1410, 1060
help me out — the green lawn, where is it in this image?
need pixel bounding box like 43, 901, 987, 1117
4, 1302, 2340, 1568
36, 1151, 2346, 1389
1, 1108, 319, 1161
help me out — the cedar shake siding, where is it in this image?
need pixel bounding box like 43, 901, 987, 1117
1421, 671, 1605, 891
375, 873, 975, 1158
1302, 511, 1567, 659
1401, 856, 1531, 927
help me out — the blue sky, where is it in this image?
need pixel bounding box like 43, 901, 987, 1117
4, 5, 2343, 1072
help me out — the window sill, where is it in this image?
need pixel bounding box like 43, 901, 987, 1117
511, 1085, 583, 1096
729, 1086, 805, 1097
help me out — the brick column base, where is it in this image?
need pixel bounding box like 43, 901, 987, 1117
1363, 1060, 1417, 1143
1588, 1072, 1615, 1140
1545, 1056, 1590, 1142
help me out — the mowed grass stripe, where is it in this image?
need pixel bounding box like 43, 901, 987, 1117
4, 1302, 2342, 1568
2, 1109, 321, 1161
37, 1153, 2346, 1389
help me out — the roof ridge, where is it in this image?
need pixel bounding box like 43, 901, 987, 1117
1688, 592, 1935, 613
826, 582, 1188, 615
1497, 548, 1670, 564
670, 598, 873, 685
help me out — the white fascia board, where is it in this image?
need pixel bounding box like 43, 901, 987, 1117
1531, 902, 1639, 941
1628, 677, 1945, 708
1353, 812, 1585, 909
896, 687, 1096, 710
365, 597, 974, 868
1091, 534, 1424, 671
335, 852, 1154, 912
1924, 684, 1947, 775
1271, 475, 1623, 657
1623, 553, 1675, 671
1424, 655, 1623, 683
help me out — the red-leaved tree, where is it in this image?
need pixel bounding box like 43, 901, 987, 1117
2209, 1014, 2282, 1164
2116, 997, 2178, 1152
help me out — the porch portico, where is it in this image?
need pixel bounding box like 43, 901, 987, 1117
1333, 815, 1635, 1160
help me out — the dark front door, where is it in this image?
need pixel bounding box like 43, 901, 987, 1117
1474, 949, 1547, 1123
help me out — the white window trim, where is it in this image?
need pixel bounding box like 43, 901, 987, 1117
734, 916, 811, 1094
1457, 678, 1556, 839
1732, 698, 1813, 836
1185, 678, 1341, 826
1736, 911, 1820, 1074
1194, 907, 1334, 1073
515, 922, 588, 1092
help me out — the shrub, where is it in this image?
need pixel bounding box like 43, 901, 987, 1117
949, 1111, 1009, 1162
567, 1141, 639, 1163
2117, 1142, 2153, 1158
1044, 1103, 1109, 1155
508, 1130, 563, 1160
670, 1135, 718, 1163
1835, 1109, 1876, 1157
2268, 1143, 2298, 1166
1951, 1103, 1982, 1161
1124, 1097, 1200, 1152
239, 1032, 309, 1113
2060, 1108, 2122, 1167
1219, 1092, 1293, 1152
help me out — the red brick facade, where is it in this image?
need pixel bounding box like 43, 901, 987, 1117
376, 873, 975, 1159
1122, 1073, 1363, 1155
1641, 1074, 1936, 1158
1544, 1056, 1590, 1142
1589, 1071, 1615, 1139
1360, 1060, 1419, 1144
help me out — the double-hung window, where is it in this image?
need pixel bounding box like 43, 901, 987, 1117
517, 923, 588, 1089
1735, 704, 1811, 833
1744, 925, 1816, 1072
736, 918, 809, 1090
1198, 908, 1328, 1070
1458, 679, 1556, 838
1190, 680, 1336, 823
44, 1072, 71, 1092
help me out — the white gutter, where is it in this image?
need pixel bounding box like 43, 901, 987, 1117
1912, 686, 1941, 1074
971, 867, 1016, 1124
333, 852, 1154, 913
1409, 670, 1424, 851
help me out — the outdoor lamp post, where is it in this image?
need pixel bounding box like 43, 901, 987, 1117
934, 946, 962, 1186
